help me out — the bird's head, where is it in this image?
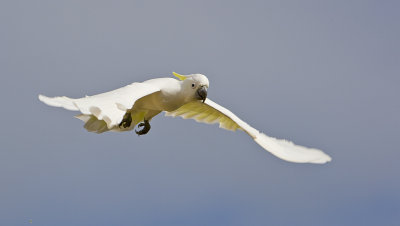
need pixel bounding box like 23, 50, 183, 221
173, 72, 209, 103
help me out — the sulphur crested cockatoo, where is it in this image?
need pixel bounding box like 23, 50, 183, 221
39, 72, 331, 164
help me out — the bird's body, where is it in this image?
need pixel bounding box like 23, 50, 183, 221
140, 77, 197, 112
39, 72, 331, 164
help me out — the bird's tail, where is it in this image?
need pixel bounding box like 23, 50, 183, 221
75, 114, 110, 133
38, 95, 79, 111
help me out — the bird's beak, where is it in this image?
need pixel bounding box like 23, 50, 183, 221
196, 86, 208, 103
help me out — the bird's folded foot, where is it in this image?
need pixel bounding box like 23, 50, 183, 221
135, 119, 151, 135
119, 112, 132, 128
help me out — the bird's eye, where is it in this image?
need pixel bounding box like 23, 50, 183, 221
191, 83, 195, 88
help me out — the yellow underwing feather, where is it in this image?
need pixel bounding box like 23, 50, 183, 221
165, 100, 241, 132
166, 99, 331, 163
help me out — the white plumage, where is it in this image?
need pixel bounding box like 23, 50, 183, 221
39, 72, 331, 164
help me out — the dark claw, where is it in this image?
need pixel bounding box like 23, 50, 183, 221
135, 119, 151, 135
119, 112, 132, 128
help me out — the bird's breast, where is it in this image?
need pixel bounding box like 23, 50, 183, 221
133, 91, 186, 112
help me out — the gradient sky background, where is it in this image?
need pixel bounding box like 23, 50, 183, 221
1, 0, 399, 225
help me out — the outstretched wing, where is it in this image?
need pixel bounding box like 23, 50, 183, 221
39, 82, 160, 129
165, 99, 331, 164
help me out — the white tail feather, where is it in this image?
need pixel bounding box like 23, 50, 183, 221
75, 114, 110, 133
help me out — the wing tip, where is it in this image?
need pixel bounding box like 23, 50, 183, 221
38, 94, 47, 102
254, 133, 332, 164
38, 94, 80, 111
308, 152, 332, 164
38, 94, 56, 106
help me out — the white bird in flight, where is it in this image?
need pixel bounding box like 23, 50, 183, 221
39, 72, 331, 164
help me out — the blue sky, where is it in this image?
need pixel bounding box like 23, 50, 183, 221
1, 0, 399, 225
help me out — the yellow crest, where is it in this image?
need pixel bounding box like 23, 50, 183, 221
172, 72, 187, 81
